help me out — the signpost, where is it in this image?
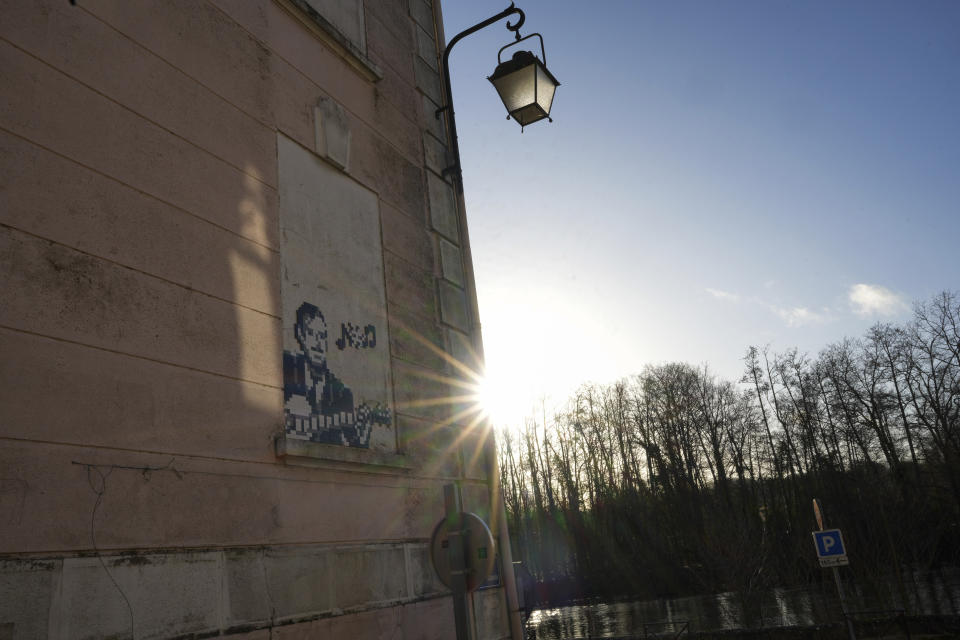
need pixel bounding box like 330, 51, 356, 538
431, 483, 498, 640
812, 529, 849, 567
812, 499, 856, 640
430, 509, 496, 592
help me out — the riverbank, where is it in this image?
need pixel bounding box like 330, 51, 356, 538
689, 615, 960, 639
555, 614, 960, 640
524, 569, 960, 639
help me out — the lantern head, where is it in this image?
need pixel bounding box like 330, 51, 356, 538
488, 34, 559, 129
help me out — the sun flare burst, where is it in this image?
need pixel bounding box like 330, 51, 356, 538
474, 372, 522, 432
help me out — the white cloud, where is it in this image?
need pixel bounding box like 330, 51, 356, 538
773, 306, 828, 327
848, 284, 907, 316
706, 288, 740, 302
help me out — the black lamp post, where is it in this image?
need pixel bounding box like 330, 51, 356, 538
437, 2, 559, 185
433, 7, 558, 640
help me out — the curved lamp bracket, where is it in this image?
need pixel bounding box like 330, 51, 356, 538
497, 33, 546, 66
436, 3, 529, 184
505, 3, 525, 37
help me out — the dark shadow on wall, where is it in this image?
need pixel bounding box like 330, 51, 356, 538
0, 0, 282, 557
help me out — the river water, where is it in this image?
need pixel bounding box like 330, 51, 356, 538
525, 569, 960, 639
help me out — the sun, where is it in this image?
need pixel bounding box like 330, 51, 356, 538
474, 374, 501, 425
474, 368, 532, 433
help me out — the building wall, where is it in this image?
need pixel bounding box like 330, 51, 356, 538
0, 0, 509, 638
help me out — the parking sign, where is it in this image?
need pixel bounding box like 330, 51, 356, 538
812, 529, 849, 567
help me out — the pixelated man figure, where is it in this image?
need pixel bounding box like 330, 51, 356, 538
283, 302, 389, 447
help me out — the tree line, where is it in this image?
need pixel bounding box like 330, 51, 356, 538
498, 291, 960, 606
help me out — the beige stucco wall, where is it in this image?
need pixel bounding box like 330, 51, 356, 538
0, 0, 508, 638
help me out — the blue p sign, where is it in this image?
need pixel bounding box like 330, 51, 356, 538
813, 529, 846, 557
821, 535, 837, 554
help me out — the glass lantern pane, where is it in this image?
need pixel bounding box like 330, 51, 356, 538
535, 65, 557, 116
491, 65, 536, 114
513, 104, 548, 126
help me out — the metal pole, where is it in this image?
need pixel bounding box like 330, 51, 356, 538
814, 499, 856, 640
833, 566, 857, 640
487, 429, 526, 640
445, 483, 472, 640
434, 7, 528, 640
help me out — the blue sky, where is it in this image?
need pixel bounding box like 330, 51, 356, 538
440, 1, 960, 425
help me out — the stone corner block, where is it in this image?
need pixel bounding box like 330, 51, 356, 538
410, 0, 435, 32
422, 94, 447, 141
439, 238, 464, 287
427, 172, 458, 242
414, 57, 443, 104
446, 327, 481, 373
438, 280, 470, 332
416, 24, 438, 71
423, 130, 449, 176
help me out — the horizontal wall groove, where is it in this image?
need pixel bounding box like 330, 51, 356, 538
0, 34, 278, 191
0, 223, 280, 321
71, 4, 278, 138
0, 127, 280, 256
0, 324, 281, 391
0, 435, 477, 487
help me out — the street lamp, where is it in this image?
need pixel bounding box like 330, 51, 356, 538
434, 6, 558, 640
438, 2, 560, 183
489, 35, 559, 129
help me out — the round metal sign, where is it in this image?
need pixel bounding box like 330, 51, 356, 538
430, 511, 496, 592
